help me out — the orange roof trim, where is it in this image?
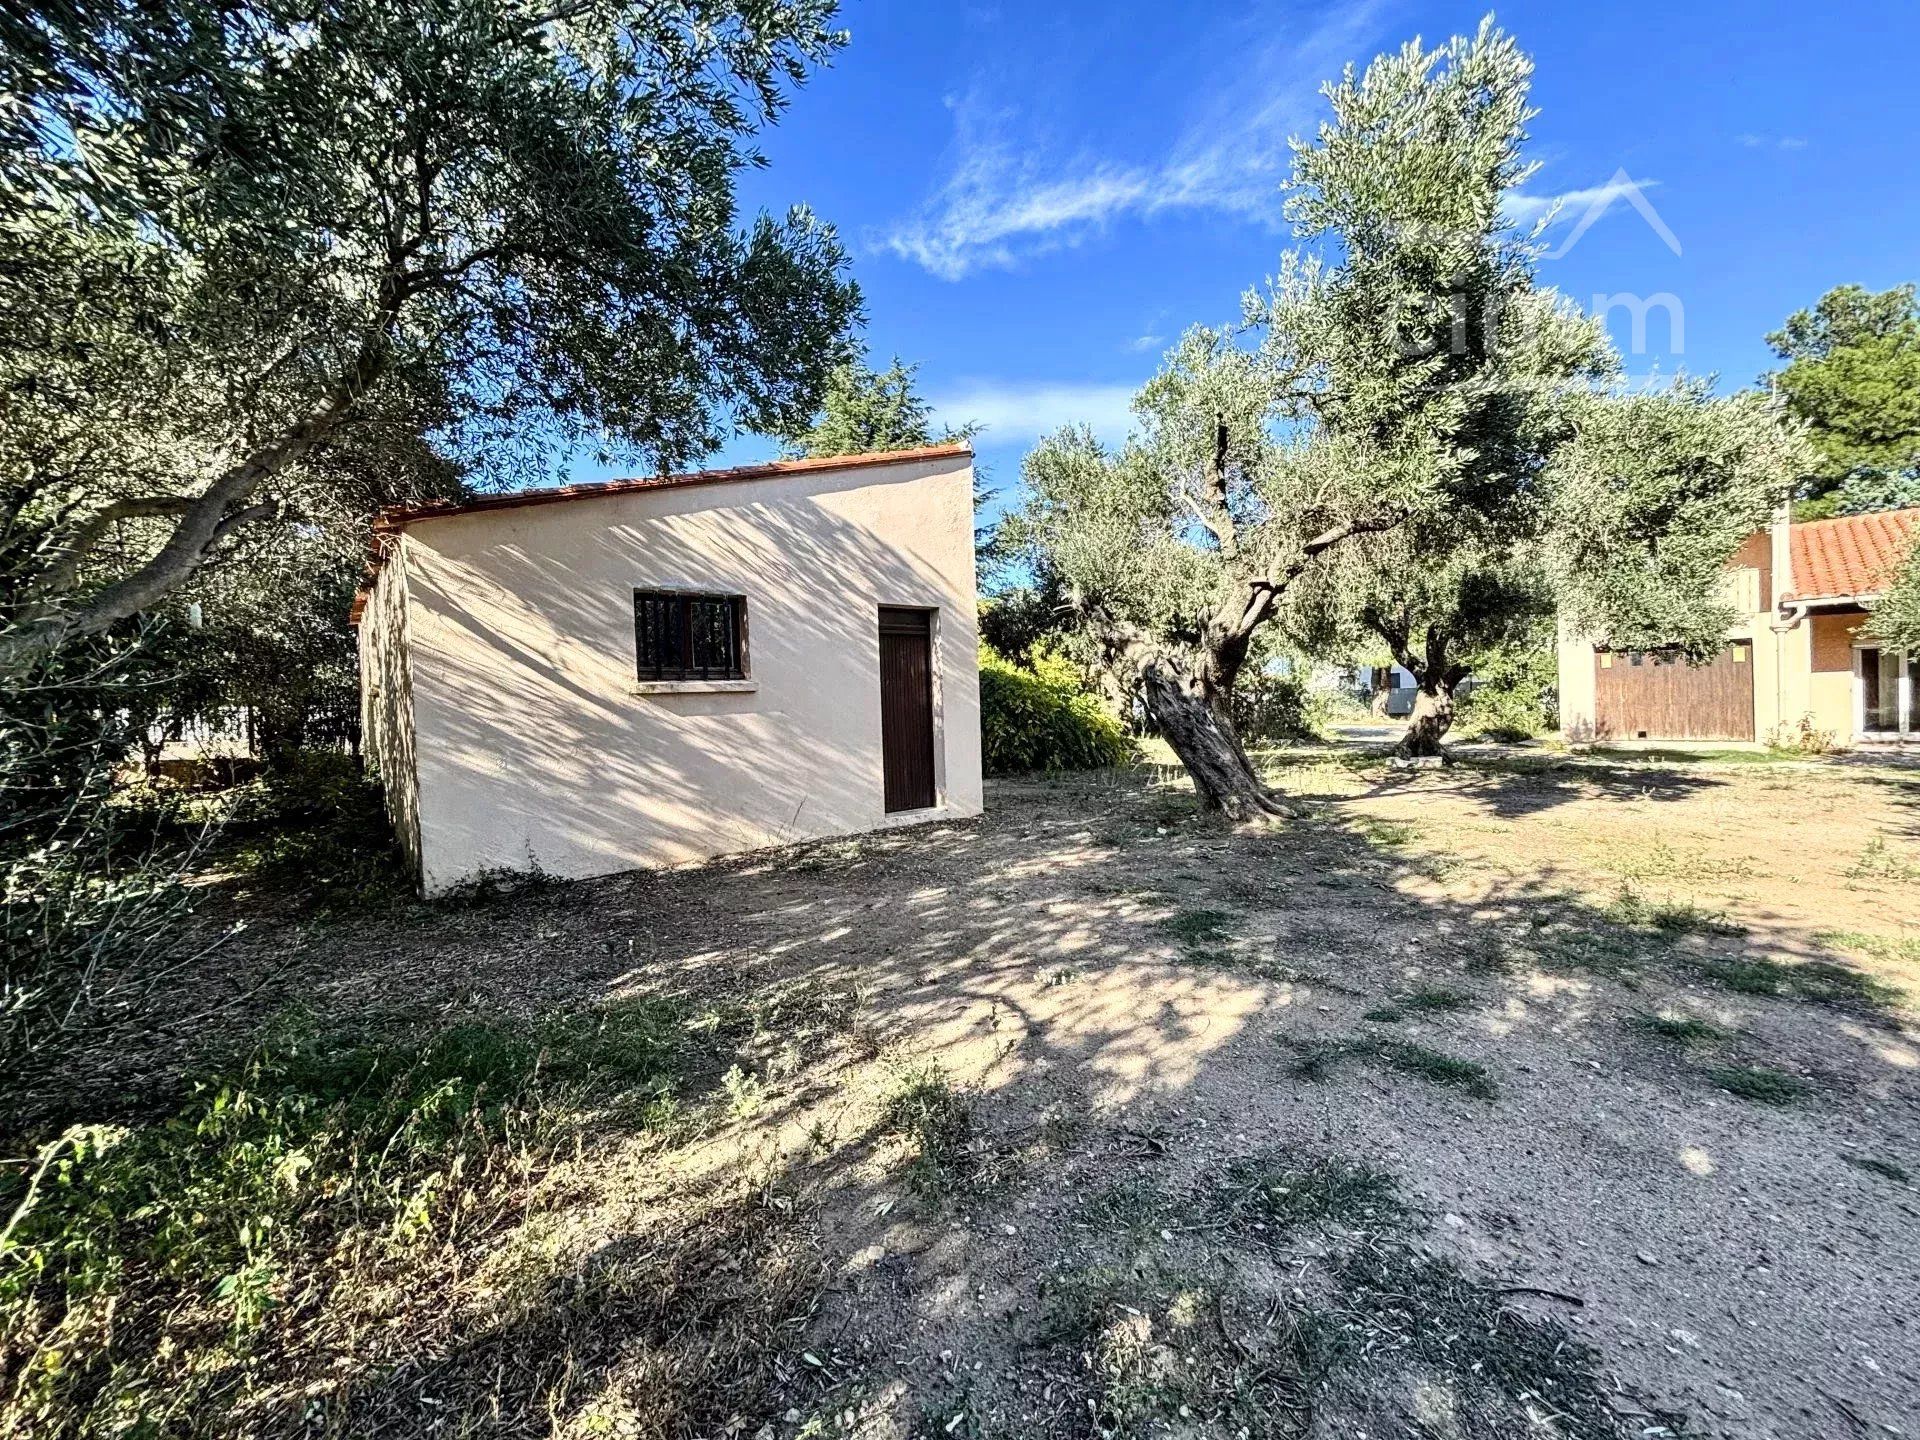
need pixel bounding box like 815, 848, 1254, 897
1785, 506, 1919, 602
373, 442, 972, 530
348, 442, 971, 623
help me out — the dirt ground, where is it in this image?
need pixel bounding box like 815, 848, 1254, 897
96, 747, 1920, 1438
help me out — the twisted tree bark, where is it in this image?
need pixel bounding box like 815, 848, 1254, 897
1137, 652, 1296, 820
1400, 679, 1458, 759
1365, 605, 1466, 761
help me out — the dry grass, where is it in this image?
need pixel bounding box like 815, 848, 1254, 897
0, 1002, 825, 1438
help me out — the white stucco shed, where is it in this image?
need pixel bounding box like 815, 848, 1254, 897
352, 444, 983, 896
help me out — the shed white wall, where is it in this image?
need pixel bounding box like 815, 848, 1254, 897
390, 452, 981, 895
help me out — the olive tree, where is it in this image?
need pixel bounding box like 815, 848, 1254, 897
1011, 20, 1606, 809
0, 0, 861, 671
1011, 330, 1397, 816
1866, 540, 1920, 654
1546, 382, 1808, 658
1289, 380, 1805, 758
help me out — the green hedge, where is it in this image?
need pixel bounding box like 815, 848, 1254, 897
1455, 642, 1558, 741
1230, 670, 1324, 744
979, 647, 1131, 775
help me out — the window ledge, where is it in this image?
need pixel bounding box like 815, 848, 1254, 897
630, 678, 757, 696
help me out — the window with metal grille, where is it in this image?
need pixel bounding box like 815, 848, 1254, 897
633, 590, 748, 681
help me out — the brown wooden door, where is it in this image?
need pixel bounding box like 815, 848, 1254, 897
879, 607, 936, 812
1593, 642, 1755, 741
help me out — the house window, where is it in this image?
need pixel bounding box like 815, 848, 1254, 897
633, 590, 748, 681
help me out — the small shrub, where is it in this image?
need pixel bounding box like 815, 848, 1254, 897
1764, 714, 1839, 756
721, 1063, 764, 1117
211, 751, 410, 907
978, 646, 1131, 775
2, 714, 201, 1076
1453, 641, 1557, 741
0, 1000, 689, 1435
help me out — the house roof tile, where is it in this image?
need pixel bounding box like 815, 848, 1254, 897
1785, 506, 1919, 602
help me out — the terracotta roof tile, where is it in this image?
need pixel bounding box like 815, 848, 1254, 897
1785, 506, 1919, 601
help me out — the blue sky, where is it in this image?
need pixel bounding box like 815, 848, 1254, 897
623, 1, 1920, 519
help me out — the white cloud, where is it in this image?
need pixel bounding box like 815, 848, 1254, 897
1738, 131, 1808, 151
930, 380, 1139, 446
1504, 175, 1656, 227
879, 4, 1388, 280
1124, 332, 1166, 354
1504, 171, 1679, 260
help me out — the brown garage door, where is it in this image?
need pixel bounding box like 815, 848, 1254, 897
1593, 642, 1754, 741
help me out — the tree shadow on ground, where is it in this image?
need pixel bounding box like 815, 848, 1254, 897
20, 761, 1920, 1439
1307, 751, 1730, 820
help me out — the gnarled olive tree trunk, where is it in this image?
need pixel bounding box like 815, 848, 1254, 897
1365, 609, 1468, 762
1136, 652, 1295, 820
1400, 677, 1459, 758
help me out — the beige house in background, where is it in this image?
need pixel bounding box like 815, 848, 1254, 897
1558, 506, 1918, 748
352, 444, 983, 896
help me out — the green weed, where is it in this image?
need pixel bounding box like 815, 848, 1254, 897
1628, 1013, 1724, 1044
1846, 838, 1920, 885
1357, 818, 1418, 848
1696, 953, 1898, 1010
1823, 930, 1920, 968
1037, 1263, 1311, 1437
1608, 885, 1741, 937
1323, 1246, 1665, 1437
1363, 987, 1474, 1023
1290, 1036, 1497, 1100
879, 1063, 974, 1196
1075, 1177, 1169, 1244
1614, 840, 1754, 885
1843, 1154, 1911, 1185
1157, 908, 1237, 944
1705, 1065, 1810, 1105
1212, 1151, 1404, 1236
